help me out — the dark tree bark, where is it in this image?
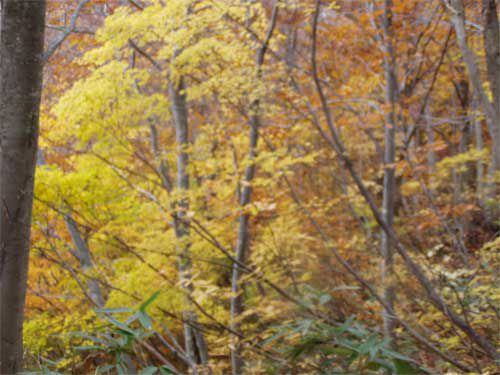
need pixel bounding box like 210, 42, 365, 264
229, 5, 279, 373
230, 115, 258, 375
0, 0, 46, 372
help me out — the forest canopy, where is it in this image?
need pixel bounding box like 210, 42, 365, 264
0, 0, 499, 374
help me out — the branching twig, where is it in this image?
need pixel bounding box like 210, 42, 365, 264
43, 0, 91, 62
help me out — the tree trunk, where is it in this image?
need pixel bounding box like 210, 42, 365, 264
38, 151, 105, 309
482, 0, 500, 125
426, 110, 436, 171
380, 0, 397, 348
229, 5, 278, 371
0, 0, 46, 372
482, 0, 500, 206
64, 215, 105, 308
169, 76, 209, 370
455, 77, 473, 241
230, 119, 258, 375
450, 0, 500, 173
473, 98, 486, 202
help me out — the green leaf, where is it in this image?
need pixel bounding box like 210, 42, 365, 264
290, 336, 324, 359
300, 319, 313, 335
319, 294, 331, 305
357, 333, 380, 358
116, 335, 129, 347
116, 364, 127, 375
75, 345, 102, 351
72, 332, 109, 346
365, 359, 395, 372
323, 316, 355, 336
139, 366, 158, 375
261, 329, 289, 346
139, 291, 161, 313
382, 347, 417, 362
106, 317, 138, 336
263, 322, 306, 346
96, 307, 133, 314
159, 366, 174, 375
335, 337, 358, 352
364, 361, 382, 371
394, 359, 419, 374
97, 365, 115, 374
330, 347, 353, 356
331, 285, 360, 292
125, 311, 141, 325
138, 311, 153, 330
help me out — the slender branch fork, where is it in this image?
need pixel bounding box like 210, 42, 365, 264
43, 0, 91, 62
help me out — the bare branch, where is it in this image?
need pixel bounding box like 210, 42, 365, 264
43, 0, 91, 63
128, 39, 163, 71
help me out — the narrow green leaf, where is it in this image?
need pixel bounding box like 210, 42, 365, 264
75, 345, 102, 351
159, 366, 174, 375
139, 366, 158, 375
319, 294, 331, 305
139, 291, 161, 313
394, 358, 419, 374
96, 307, 133, 314
97, 365, 115, 374
106, 317, 137, 336
116, 364, 127, 375
138, 311, 153, 330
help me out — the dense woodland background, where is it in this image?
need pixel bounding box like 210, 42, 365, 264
1, 0, 499, 373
